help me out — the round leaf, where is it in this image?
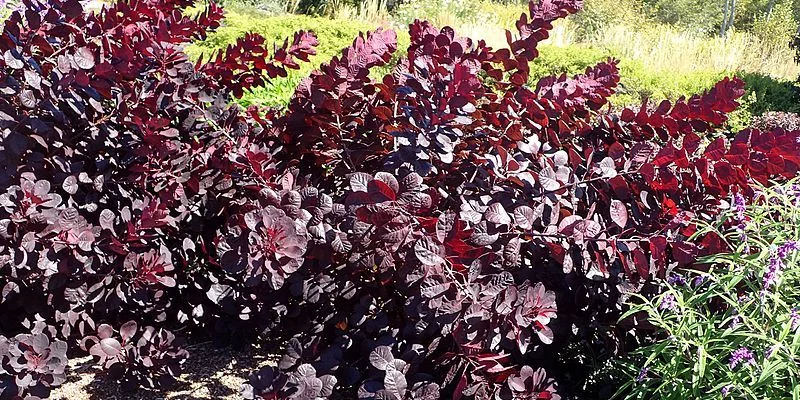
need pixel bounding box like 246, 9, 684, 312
538, 166, 560, 191
414, 237, 444, 266
73, 47, 95, 70
62, 175, 78, 194
98, 337, 121, 356
485, 203, 511, 226
610, 199, 628, 228
369, 346, 395, 371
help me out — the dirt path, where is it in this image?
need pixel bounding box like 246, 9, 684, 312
51, 345, 276, 400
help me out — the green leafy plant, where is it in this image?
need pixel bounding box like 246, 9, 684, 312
618, 181, 800, 399
751, 0, 797, 49
735, 72, 800, 116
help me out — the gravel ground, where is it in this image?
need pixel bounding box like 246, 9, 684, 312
50, 345, 277, 400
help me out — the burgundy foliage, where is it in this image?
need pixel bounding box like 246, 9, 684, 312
0, 0, 799, 398
1, 323, 67, 400
80, 321, 187, 390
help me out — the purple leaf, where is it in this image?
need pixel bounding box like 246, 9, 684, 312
383, 369, 407, 399
485, 203, 511, 226
610, 199, 628, 228
73, 47, 95, 70
414, 237, 444, 266
369, 346, 395, 371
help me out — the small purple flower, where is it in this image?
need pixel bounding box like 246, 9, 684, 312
667, 274, 686, 286
691, 275, 707, 287
733, 194, 747, 223
777, 241, 799, 259
729, 313, 741, 329
791, 308, 799, 330
763, 241, 799, 291
738, 293, 749, 303
635, 367, 648, 383
764, 255, 782, 290
733, 193, 746, 220
729, 347, 755, 369
721, 385, 732, 397
659, 293, 677, 311
731, 193, 750, 251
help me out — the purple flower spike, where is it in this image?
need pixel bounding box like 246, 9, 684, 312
730, 313, 741, 329
728, 347, 755, 369
659, 293, 676, 311
777, 241, 799, 259
763, 241, 799, 291
731, 193, 751, 251
733, 193, 746, 220
691, 275, 708, 287
667, 274, 686, 286
763, 255, 782, 290
791, 184, 800, 205
635, 367, 648, 383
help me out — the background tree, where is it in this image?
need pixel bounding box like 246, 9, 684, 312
721, 0, 737, 36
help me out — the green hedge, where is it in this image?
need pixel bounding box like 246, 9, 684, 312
188, 12, 376, 64
529, 44, 800, 130
187, 9, 410, 107
189, 9, 800, 123
530, 44, 725, 107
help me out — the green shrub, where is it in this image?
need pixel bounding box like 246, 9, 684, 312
724, 90, 758, 133
529, 45, 726, 108
615, 58, 725, 105
187, 10, 409, 106
528, 44, 610, 79
213, 0, 288, 15
529, 44, 800, 130
641, 0, 723, 35
618, 181, 800, 399
751, 1, 797, 49
188, 11, 375, 63
722, 73, 800, 131
736, 72, 800, 115
392, 0, 484, 26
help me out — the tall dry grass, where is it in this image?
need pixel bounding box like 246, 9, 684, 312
343, 0, 799, 80
331, 0, 392, 24
550, 22, 800, 80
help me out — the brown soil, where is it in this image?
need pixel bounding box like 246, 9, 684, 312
50, 344, 276, 400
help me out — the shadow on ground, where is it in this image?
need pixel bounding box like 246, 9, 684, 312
51, 344, 277, 400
